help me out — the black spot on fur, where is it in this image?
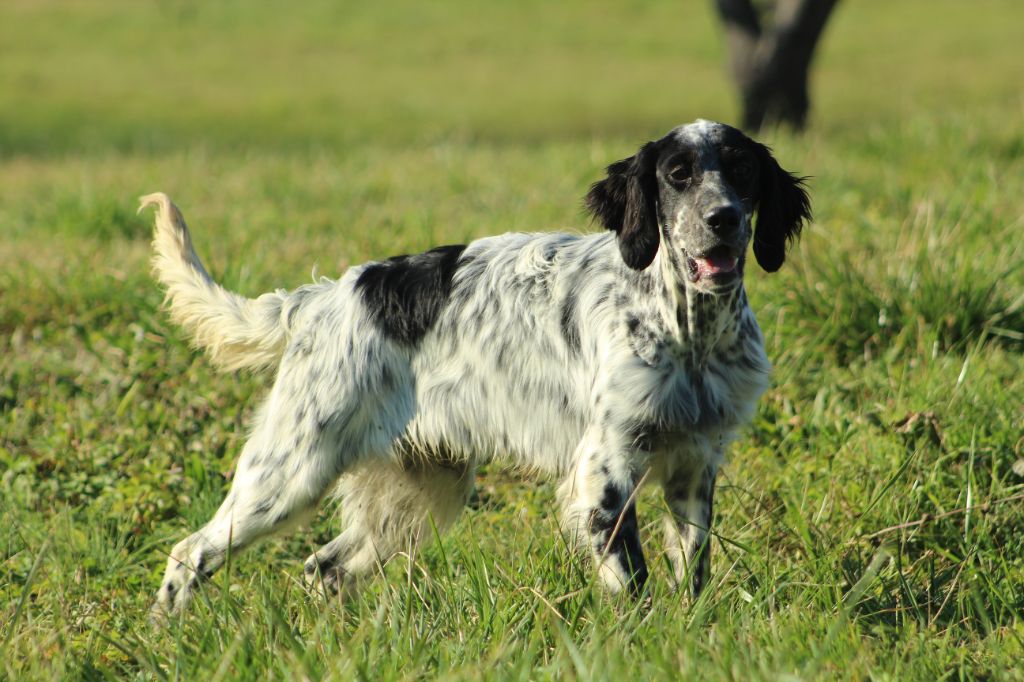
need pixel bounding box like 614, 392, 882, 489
355, 245, 468, 346
590, 498, 647, 595
495, 341, 510, 371
599, 483, 621, 513
630, 422, 657, 452
292, 335, 313, 357
560, 293, 581, 354
691, 467, 717, 597
541, 242, 558, 263
285, 300, 303, 330
194, 552, 216, 580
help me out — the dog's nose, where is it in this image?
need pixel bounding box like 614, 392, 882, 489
704, 205, 740, 233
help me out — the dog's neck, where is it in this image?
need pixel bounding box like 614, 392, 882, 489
652, 249, 746, 368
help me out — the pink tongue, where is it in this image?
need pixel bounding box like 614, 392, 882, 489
697, 253, 737, 276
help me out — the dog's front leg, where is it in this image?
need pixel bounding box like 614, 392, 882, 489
562, 429, 648, 596
662, 463, 717, 599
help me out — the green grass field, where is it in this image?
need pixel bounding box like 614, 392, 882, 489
2, 0, 1023, 678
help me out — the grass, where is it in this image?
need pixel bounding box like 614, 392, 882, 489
2, 0, 1024, 679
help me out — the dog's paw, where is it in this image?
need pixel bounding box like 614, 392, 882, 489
302, 554, 339, 595
151, 536, 211, 623
148, 575, 193, 625
303, 553, 361, 599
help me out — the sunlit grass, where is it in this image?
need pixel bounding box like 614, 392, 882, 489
2, 0, 1024, 679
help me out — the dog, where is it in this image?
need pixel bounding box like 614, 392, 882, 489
143, 119, 810, 617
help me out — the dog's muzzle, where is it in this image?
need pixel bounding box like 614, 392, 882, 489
685, 244, 741, 285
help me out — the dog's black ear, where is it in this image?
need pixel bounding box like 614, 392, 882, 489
751, 143, 811, 272
585, 142, 660, 270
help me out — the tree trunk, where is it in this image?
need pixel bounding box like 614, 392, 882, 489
715, 0, 840, 132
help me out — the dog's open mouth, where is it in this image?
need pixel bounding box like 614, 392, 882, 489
686, 246, 740, 282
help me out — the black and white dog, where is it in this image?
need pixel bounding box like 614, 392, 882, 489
143, 120, 810, 616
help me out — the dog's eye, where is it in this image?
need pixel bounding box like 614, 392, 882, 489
666, 166, 690, 186
730, 161, 755, 183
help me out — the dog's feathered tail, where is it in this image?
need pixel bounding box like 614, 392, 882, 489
140, 192, 289, 372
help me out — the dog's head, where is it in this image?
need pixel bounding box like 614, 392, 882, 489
585, 120, 811, 292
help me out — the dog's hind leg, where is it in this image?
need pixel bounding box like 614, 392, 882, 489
152, 393, 352, 618
149, 331, 395, 619
151, 295, 416, 618
304, 457, 476, 597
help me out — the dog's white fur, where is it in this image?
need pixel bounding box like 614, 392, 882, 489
144, 120, 809, 617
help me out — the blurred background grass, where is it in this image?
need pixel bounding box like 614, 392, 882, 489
1, 0, 1023, 679
1, 0, 1021, 154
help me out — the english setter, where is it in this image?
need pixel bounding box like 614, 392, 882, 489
143, 119, 810, 617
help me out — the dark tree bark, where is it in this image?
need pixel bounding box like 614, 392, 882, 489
715, 0, 840, 132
